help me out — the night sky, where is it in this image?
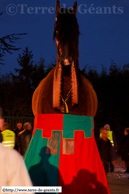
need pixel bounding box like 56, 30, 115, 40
1, 0, 129, 75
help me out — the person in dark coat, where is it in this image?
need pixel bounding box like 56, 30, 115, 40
122, 128, 129, 173
0, 108, 4, 142
97, 127, 113, 174
14, 123, 23, 151
17, 122, 32, 156
0, 118, 4, 143
0, 133, 3, 142
15, 123, 23, 137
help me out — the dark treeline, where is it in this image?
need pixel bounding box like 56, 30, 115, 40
84, 61, 129, 151
0, 47, 56, 117
0, 47, 129, 151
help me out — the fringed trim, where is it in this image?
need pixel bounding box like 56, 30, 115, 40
53, 63, 62, 109
53, 61, 78, 110
71, 61, 78, 106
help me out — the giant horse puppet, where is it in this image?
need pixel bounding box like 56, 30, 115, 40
24, 1, 110, 194
32, 2, 97, 116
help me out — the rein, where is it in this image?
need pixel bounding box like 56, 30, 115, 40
60, 88, 72, 113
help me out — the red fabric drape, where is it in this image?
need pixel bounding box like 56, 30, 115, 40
59, 130, 110, 194
32, 114, 110, 194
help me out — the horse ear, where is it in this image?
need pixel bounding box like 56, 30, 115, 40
72, 1, 77, 15
56, 0, 60, 17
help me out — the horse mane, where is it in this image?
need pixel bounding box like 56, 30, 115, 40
53, 8, 80, 61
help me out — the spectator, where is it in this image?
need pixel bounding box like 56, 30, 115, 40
104, 124, 117, 150
0, 108, 3, 133
122, 128, 129, 173
97, 127, 114, 174
0, 126, 33, 193
15, 122, 23, 136
0, 108, 33, 192
14, 122, 23, 151
0, 117, 4, 142
0, 133, 3, 143
1, 122, 15, 149
102, 124, 117, 172
17, 122, 32, 156
0, 143, 34, 192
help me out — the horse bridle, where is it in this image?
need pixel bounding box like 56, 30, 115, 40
59, 55, 72, 66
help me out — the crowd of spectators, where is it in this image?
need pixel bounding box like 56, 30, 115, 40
0, 120, 32, 156
0, 108, 33, 193
97, 124, 129, 174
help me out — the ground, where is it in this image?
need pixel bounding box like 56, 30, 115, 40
107, 157, 129, 194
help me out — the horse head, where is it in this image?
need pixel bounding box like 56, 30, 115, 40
53, 1, 79, 69
53, 1, 80, 111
